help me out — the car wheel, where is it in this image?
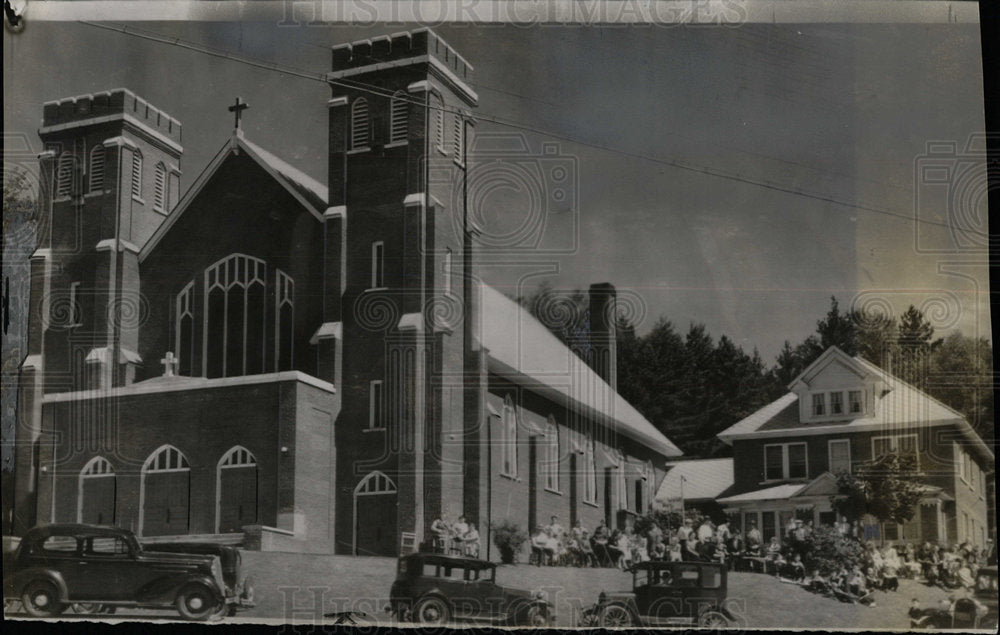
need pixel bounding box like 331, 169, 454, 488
599, 604, 634, 627
209, 600, 231, 621
526, 605, 548, 627
413, 595, 450, 625
71, 603, 106, 615
698, 610, 730, 628
21, 580, 66, 618
175, 584, 220, 621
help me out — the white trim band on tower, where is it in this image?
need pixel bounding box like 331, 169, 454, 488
328, 96, 349, 108
324, 206, 347, 219
95, 239, 141, 254
309, 322, 343, 344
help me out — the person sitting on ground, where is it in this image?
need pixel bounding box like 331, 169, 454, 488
806, 569, 830, 594
765, 536, 782, 572
787, 553, 806, 582
864, 565, 881, 592
772, 550, 788, 578
531, 526, 554, 566
571, 519, 585, 546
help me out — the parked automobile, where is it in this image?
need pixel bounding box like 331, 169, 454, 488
579, 560, 735, 627
975, 565, 997, 630
2, 524, 234, 620
388, 552, 554, 626
142, 541, 255, 618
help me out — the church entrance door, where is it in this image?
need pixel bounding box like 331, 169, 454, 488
81, 477, 116, 525
143, 471, 190, 536
353, 471, 398, 556
219, 467, 258, 533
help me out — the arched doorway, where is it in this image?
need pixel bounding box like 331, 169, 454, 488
216, 446, 259, 533
141, 445, 190, 536
353, 471, 397, 556
78, 457, 116, 525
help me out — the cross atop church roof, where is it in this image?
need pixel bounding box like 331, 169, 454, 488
228, 96, 249, 131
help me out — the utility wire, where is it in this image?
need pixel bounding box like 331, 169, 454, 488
79, 20, 959, 231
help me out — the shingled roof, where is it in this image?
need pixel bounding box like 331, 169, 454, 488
478, 284, 682, 458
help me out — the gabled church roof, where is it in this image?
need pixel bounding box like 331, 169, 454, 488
139, 132, 328, 261
478, 284, 682, 459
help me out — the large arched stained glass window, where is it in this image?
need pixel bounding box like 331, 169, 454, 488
173, 253, 294, 379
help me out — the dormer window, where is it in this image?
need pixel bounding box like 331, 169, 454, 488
848, 390, 862, 413
830, 391, 843, 415
811, 393, 825, 417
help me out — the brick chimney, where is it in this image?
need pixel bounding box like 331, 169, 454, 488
588, 283, 618, 392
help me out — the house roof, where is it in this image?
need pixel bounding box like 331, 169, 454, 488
478, 284, 682, 459
717, 482, 808, 504
656, 458, 733, 501
140, 131, 327, 261
716, 347, 993, 462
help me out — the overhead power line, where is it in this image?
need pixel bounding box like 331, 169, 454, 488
78, 21, 956, 231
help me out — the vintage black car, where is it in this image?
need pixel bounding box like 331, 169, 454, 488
580, 561, 735, 627
2, 524, 233, 620
389, 552, 554, 626
142, 541, 255, 617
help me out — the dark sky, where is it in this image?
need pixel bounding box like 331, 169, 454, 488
3, 20, 990, 361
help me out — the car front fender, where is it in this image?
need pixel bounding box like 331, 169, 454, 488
136, 573, 224, 605
9, 568, 70, 602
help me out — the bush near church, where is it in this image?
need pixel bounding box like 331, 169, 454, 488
491, 520, 528, 564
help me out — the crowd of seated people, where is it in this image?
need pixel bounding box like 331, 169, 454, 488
428, 514, 481, 557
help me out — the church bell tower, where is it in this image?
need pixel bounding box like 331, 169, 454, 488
323, 30, 481, 555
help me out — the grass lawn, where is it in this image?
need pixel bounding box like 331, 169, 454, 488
238, 551, 954, 628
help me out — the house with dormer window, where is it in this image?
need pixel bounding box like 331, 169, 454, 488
715, 346, 993, 546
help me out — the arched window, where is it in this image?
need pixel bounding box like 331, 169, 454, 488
545, 416, 560, 491
177, 254, 292, 378
89, 146, 105, 193
78, 457, 115, 525
203, 254, 268, 378
153, 163, 167, 211
452, 111, 464, 161
175, 281, 195, 376
145, 445, 190, 472
432, 95, 446, 154
351, 98, 369, 149
501, 395, 518, 477
217, 446, 258, 533
141, 445, 190, 536
355, 471, 397, 495
56, 152, 74, 198
275, 269, 294, 372
390, 92, 408, 144
131, 150, 143, 199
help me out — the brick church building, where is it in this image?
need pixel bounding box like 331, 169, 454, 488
13, 30, 682, 556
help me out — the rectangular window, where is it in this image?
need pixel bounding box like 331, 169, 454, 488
812, 393, 825, 416
830, 391, 844, 415
131, 151, 142, 199
443, 248, 452, 295
764, 443, 808, 481
788, 443, 807, 478
848, 390, 863, 413
68, 281, 82, 327
583, 436, 597, 504
545, 423, 559, 492
765, 445, 784, 481
872, 434, 919, 469
829, 439, 851, 474
501, 398, 518, 478
371, 241, 384, 288
368, 380, 384, 430
762, 512, 776, 543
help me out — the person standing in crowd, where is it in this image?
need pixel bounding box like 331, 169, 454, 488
579, 529, 598, 567
677, 517, 694, 543
746, 521, 762, 555
646, 522, 663, 556
683, 535, 702, 562
430, 514, 452, 553
728, 530, 745, 571
668, 534, 683, 562
461, 522, 480, 557
697, 518, 715, 544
